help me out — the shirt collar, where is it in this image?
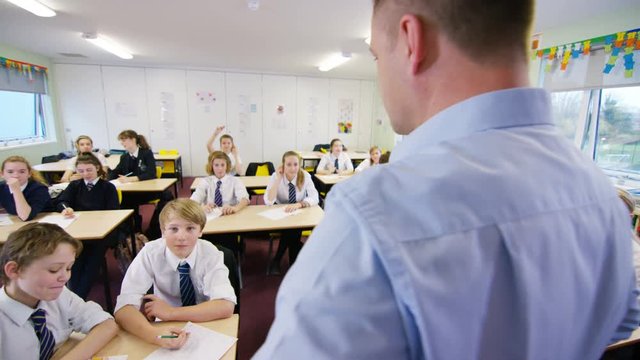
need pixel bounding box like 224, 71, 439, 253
164, 239, 198, 271
129, 148, 140, 158
391, 88, 553, 163
84, 178, 100, 186
0, 286, 38, 327
284, 173, 298, 186
214, 174, 231, 183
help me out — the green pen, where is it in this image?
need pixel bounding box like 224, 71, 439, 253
156, 335, 179, 339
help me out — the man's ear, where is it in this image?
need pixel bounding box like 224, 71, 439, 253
398, 14, 437, 75
4, 261, 20, 281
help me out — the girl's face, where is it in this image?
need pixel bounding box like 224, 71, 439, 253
77, 139, 93, 153
370, 149, 382, 164
2, 161, 30, 186
283, 155, 299, 179
331, 141, 343, 155
120, 137, 137, 152
212, 158, 228, 178
220, 138, 233, 153
76, 163, 99, 182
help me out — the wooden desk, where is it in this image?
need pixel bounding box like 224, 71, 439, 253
52, 314, 239, 360
114, 178, 177, 198
34, 155, 121, 173
315, 174, 353, 186
191, 176, 271, 193
298, 150, 369, 170
606, 327, 640, 351
203, 204, 324, 235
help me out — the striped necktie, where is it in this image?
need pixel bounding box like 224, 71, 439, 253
30, 309, 55, 360
288, 182, 297, 204
178, 262, 196, 306
86, 182, 94, 191
334, 158, 339, 173
214, 180, 223, 207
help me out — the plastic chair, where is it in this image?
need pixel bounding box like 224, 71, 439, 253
116, 188, 122, 204
41, 154, 61, 164
158, 149, 179, 174
146, 166, 163, 206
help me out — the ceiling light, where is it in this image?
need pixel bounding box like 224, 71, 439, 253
81, 33, 133, 60
318, 52, 352, 72
5, 0, 56, 17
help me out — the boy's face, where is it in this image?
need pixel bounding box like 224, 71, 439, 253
212, 158, 227, 178
162, 215, 203, 259
7, 243, 75, 307
220, 138, 233, 152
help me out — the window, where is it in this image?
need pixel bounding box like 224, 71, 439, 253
594, 86, 640, 174
0, 90, 48, 146
550, 90, 585, 140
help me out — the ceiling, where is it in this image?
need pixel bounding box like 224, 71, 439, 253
0, 0, 637, 80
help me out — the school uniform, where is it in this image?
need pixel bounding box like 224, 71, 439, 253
317, 152, 353, 173
264, 171, 319, 271
109, 147, 172, 238
355, 158, 375, 173
115, 238, 236, 314
190, 174, 249, 206
55, 178, 119, 300
0, 180, 52, 220
226, 152, 242, 176
66, 152, 109, 172
0, 286, 112, 360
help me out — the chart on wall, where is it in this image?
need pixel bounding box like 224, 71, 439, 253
337, 98, 354, 134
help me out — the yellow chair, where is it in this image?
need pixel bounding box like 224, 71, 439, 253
146, 166, 163, 206
319, 148, 328, 154
158, 149, 179, 174
252, 164, 271, 196
116, 188, 122, 204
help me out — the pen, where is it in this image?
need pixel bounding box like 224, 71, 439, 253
62, 204, 68, 209
156, 335, 179, 339
123, 172, 133, 177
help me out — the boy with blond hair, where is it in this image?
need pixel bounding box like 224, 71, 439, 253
114, 198, 235, 349
0, 223, 117, 360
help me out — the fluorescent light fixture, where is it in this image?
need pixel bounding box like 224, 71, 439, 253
81, 33, 133, 60
5, 0, 56, 17
318, 52, 352, 72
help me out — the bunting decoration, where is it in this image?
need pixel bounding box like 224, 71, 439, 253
0, 56, 48, 82
533, 28, 639, 77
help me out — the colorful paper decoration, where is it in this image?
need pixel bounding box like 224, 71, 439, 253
0, 56, 48, 82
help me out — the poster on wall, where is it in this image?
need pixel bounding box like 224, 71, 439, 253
337, 98, 354, 134
238, 95, 251, 136
307, 97, 319, 135
160, 92, 176, 140
195, 90, 216, 113
271, 104, 287, 130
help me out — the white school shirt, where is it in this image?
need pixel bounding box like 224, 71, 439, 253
264, 171, 319, 207
115, 238, 236, 314
226, 152, 242, 176
66, 152, 109, 171
190, 174, 249, 206
317, 152, 353, 173
0, 286, 112, 360
355, 158, 376, 173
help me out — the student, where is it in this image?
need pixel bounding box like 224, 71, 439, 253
114, 199, 235, 349
206, 125, 243, 175
56, 153, 119, 300
355, 146, 382, 173
0, 223, 118, 360
0, 156, 52, 221
109, 129, 172, 238
316, 138, 353, 175
264, 151, 319, 275
60, 135, 109, 183
191, 151, 249, 216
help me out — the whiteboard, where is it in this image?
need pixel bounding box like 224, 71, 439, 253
54, 64, 109, 151
186, 70, 227, 176
225, 73, 263, 166
262, 75, 297, 166
101, 66, 150, 149
145, 68, 192, 175
296, 77, 329, 151
328, 79, 360, 151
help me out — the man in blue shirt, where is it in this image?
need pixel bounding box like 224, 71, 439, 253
255, 0, 640, 359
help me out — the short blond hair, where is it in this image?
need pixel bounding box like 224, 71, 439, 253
159, 198, 207, 230
205, 151, 232, 175
0, 223, 82, 283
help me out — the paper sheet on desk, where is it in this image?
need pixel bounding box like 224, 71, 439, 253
258, 207, 301, 220
0, 214, 13, 226
38, 214, 80, 229
206, 208, 222, 221
144, 322, 237, 360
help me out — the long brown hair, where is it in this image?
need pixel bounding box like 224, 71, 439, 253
118, 129, 151, 150
76, 152, 107, 179
282, 151, 305, 190
1, 156, 48, 186
75, 135, 93, 155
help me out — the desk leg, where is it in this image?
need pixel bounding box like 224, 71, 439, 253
176, 158, 183, 188
101, 254, 114, 313
129, 215, 137, 257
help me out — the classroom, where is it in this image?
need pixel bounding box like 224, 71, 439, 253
1, 0, 640, 359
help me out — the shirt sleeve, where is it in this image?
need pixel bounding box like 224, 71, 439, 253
114, 247, 156, 314
253, 192, 408, 359
66, 156, 77, 171
302, 172, 319, 207
24, 182, 52, 220
317, 155, 330, 171
201, 245, 237, 304
343, 153, 354, 171
233, 178, 249, 202
55, 181, 78, 212
104, 181, 120, 210
190, 178, 209, 204
109, 156, 126, 179
264, 174, 279, 206
355, 159, 369, 173
63, 288, 113, 334
138, 150, 157, 181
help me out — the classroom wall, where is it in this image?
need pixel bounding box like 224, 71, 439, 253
0, 43, 65, 165
53, 63, 391, 176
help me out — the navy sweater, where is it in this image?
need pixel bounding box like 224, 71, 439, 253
0, 180, 52, 220
56, 178, 119, 212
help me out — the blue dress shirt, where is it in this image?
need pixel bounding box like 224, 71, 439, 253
254, 88, 640, 360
